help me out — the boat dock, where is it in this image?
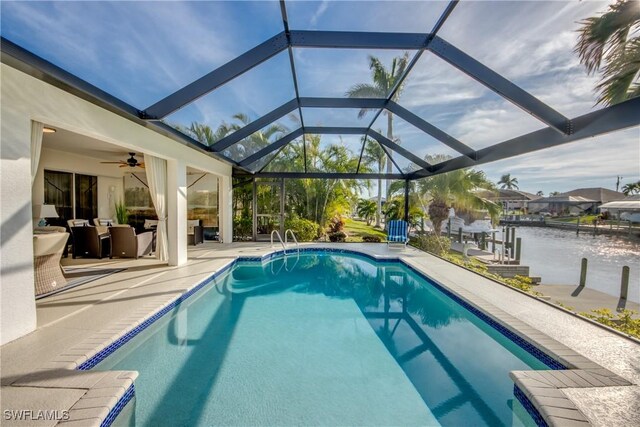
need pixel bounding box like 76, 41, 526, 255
535, 284, 639, 316
449, 242, 638, 318
500, 218, 640, 237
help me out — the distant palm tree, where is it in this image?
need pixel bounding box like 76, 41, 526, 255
356, 199, 377, 226
347, 53, 410, 198
188, 122, 230, 144
536, 190, 544, 196
418, 155, 500, 236
361, 137, 386, 227
549, 191, 561, 196
622, 180, 640, 195
575, 0, 640, 106
498, 174, 519, 190
184, 114, 287, 163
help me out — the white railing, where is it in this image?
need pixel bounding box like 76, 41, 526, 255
271, 230, 286, 253
269, 229, 300, 274
284, 229, 300, 254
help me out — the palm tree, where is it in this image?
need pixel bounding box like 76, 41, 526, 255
184, 114, 287, 162
536, 191, 544, 196
622, 180, 640, 195
272, 134, 364, 226
187, 122, 230, 144
361, 137, 386, 227
417, 155, 500, 236
498, 173, 519, 190
575, 0, 640, 106
347, 53, 410, 199
356, 199, 377, 225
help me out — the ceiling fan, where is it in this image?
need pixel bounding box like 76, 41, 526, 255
101, 152, 145, 168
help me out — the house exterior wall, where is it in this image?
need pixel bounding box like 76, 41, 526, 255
1, 64, 232, 345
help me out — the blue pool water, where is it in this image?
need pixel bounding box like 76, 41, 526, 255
97, 252, 550, 426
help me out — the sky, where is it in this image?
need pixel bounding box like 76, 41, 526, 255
1, 0, 638, 196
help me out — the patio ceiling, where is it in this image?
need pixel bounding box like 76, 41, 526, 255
1, 0, 639, 181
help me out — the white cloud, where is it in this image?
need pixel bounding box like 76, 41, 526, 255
482, 128, 640, 194
310, 1, 329, 27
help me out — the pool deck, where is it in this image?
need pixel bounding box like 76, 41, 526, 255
1, 242, 639, 426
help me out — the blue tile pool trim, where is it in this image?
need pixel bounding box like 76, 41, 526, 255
100, 383, 135, 427
255, 248, 566, 370
514, 385, 548, 427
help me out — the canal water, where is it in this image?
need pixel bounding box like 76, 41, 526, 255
495, 226, 639, 303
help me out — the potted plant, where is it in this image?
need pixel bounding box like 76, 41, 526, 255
114, 200, 129, 225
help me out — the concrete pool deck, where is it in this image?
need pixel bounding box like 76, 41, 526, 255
1, 243, 638, 426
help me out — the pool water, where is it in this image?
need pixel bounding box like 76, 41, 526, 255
97, 252, 549, 426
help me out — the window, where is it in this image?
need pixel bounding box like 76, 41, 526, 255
187, 173, 218, 227
44, 170, 72, 221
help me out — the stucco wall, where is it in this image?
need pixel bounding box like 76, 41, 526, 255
1, 64, 232, 345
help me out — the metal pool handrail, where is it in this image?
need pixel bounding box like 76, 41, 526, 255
284, 229, 300, 254
271, 230, 286, 253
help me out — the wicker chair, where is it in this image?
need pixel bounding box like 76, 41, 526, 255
109, 226, 154, 259
33, 232, 69, 296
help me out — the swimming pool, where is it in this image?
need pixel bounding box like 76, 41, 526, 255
95, 250, 556, 426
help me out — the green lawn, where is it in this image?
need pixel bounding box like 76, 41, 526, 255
343, 218, 386, 242
552, 215, 599, 224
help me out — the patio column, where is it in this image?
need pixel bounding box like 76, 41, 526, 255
167, 159, 187, 266
1, 114, 37, 344
219, 175, 233, 243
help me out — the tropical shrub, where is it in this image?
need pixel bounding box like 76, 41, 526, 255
285, 217, 320, 242
579, 309, 640, 338
413, 235, 451, 256
383, 197, 404, 221
328, 231, 347, 242
503, 275, 534, 293
362, 234, 382, 243
233, 216, 252, 240
327, 216, 345, 234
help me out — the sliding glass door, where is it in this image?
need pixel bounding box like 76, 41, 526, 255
44, 170, 98, 222
75, 174, 98, 220
44, 170, 72, 221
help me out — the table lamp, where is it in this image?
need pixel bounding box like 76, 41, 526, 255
33, 204, 59, 226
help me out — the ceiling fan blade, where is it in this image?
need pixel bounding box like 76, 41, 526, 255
137, 163, 145, 168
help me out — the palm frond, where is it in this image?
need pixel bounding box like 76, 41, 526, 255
576, 1, 640, 105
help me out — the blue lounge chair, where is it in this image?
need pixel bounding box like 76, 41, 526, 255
387, 220, 409, 248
